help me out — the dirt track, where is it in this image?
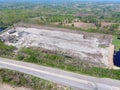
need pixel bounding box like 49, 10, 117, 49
108, 45, 114, 68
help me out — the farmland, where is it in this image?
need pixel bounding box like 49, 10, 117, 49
0, 1, 119, 35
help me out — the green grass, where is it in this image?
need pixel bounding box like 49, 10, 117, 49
112, 36, 120, 51
0, 40, 15, 57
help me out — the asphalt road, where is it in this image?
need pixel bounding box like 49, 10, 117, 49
0, 57, 120, 90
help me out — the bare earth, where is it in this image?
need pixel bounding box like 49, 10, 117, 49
0, 84, 32, 90
57, 21, 97, 29
0, 27, 113, 67
73, 22, 96, 29
101, 22, 115, 27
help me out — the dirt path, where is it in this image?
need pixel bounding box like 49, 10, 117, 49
0, 84, 32, 90
108, 44, 114, 68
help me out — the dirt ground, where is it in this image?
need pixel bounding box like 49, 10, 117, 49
0, 26, 113, 67
66, 21, 97, 29
52, 21, 97, 29
101, 22, 115, 27
0, 84, 32, 90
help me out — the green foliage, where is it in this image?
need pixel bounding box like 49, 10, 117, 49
81, 16, 97, 23
112, 36, 120, 51
0, 40, 15, 56
0, 69, 70, 90
0, 2, 119, 35
45, 15, 74, 22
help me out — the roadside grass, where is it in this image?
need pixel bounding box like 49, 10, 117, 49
112, 36, 120, 51
0, 69, 71, 90
16, 47, 120, 80
0, 40, 15, 57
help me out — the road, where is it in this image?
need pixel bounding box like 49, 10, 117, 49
0, 57, 120, 90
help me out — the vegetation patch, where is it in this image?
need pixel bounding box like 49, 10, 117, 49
0, 2, 119, 35
0, 40, 15, 57
0, 69, 71, 90
112, 36, 120, 51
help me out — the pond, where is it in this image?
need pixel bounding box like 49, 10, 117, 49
0, 27, 5, 32
114, 50, 120, 67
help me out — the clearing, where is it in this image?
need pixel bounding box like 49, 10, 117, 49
0, 26, 113, 67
